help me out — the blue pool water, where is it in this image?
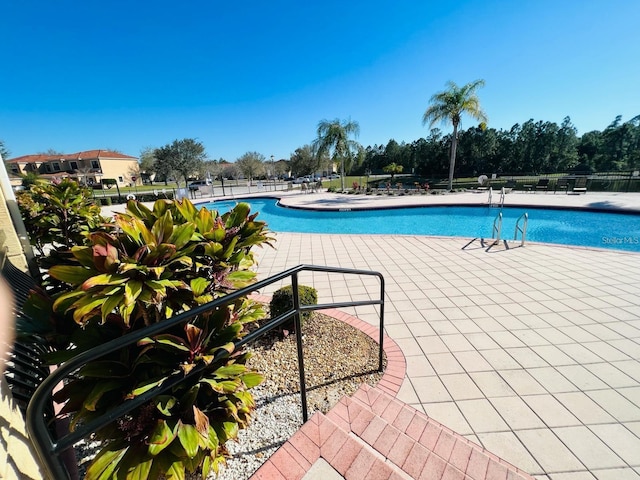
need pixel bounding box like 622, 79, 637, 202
202, 198, 640, 252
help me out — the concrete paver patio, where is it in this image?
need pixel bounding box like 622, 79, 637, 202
246, 191, 640, 480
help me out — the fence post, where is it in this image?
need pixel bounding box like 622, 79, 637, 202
291, 273, 308, 422
378, 276, 385, 372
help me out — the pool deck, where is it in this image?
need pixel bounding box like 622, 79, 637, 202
273, 189, 640, 213
104, 190, 640, 479
249, 191, 640, 480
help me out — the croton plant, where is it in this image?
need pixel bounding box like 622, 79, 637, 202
29, 198, 274, 479
16, 177, 109, 257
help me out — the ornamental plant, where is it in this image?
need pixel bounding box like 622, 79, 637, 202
31, 198, 274, 479
269, 284, 318, 332
16, 178, 109, 256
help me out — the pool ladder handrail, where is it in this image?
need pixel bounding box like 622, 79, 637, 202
514, 212, 528, 246
491, 211, 503, 242
487, 187, 506, 209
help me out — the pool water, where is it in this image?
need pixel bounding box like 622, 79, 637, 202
202, 198, 640, 252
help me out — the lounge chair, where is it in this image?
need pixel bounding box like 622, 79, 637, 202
476, 175, 490, 191
504, 179, 517, 192
535, 178, 549, 193
571, 177, 588, 194
554, 178, 569, 194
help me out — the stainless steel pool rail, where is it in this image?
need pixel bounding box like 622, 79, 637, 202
491, 211, 503, 244
514, 212, 529, 246
487, 187, 506, 209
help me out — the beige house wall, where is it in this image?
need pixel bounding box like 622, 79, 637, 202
99, 158, 141, 186
0, 188, 28, 270
0, 183, 45, 478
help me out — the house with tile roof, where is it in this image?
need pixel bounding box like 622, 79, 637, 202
4, 150, 140, 187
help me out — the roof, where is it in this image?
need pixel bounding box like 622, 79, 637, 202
5, 150, 137, 164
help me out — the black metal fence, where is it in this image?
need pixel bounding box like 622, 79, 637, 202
26, 264, 385, 479
448, 171, 640, 192
91, 179, 295, 206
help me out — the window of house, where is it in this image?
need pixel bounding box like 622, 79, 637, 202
118, 176, 123, 182
70, 161, 78, 170
45, 164, 52, 173
91, 160, 100, 169
53, 163, 61, 171
10, 166, 19, 174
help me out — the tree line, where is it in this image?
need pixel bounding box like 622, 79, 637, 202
135, 111, 640, 189
356, 115, 640, 179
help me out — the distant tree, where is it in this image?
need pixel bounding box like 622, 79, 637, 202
455, 125, 499, 175
423, 79, 487, 190
555, 117, 579, 171
289, 145, 320, 177
21, 171, 41, 188
626, 115, 640, 169
198, 159, 222, 181
385, 140, 401, 166
350, 145, 367, 174
382, 162, 403, 180
600, 115, 638, 170
38, 149, 64, 156
221, 163, 240, 180
154, 139, 206, 187
314, 118, 361, 190
235, 152, 265, 183
139, 147, 158, 183
0, 140, 10, 159
273, 159, 290, 178
153, 154, 176, 185
577, 130, 601, 172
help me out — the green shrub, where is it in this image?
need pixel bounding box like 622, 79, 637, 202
98, 197, 112, 206
102, 178, 117, 189
269, 285, 318, 331
26, 198, 275, 479
16, 178, 109, 256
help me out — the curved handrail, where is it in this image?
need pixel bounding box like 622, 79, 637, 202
514, 212, 529, 246
26, 264, 385, 479
492, 211, 503, 241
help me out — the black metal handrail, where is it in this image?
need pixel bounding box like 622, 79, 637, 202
25, 264, 385, 479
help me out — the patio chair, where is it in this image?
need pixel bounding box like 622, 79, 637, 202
572, 177, 588, 194
554, 178, 569, 194
504, 179, 517, 192
535, 178, 549, 193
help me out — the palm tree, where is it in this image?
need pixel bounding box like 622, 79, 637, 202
314, 118, 360, 191
423, 80, 487, 191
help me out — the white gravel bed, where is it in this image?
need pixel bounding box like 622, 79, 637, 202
210, 380, 303, 480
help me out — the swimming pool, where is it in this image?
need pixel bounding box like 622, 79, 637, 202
201, 198, 640, 252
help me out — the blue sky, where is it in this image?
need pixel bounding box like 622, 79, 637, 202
1, 0, 639, 161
